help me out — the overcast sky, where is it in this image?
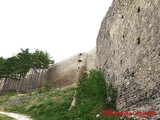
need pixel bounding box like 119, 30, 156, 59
0, 0, 112, 63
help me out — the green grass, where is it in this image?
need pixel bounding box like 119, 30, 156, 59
0, 114, 14, 120
0, 89, 75, 120
0, 69, 120, 120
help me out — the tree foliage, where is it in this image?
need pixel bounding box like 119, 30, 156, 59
0, 48, 54, 80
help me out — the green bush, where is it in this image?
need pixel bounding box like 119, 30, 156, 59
44, 82, 52, 91
74, 69, 118, 118
78, 69, 117, 105
36, 88, 43, 94
78, 69, 107, 100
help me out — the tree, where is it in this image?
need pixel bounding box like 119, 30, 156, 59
0, 57, 6, 79
0, 48, 54, 81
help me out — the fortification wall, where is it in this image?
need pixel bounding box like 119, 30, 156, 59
0, 50, 96, 93
86, 48, 96, 71
96, 0, 160, 114
42, 53, 88, 89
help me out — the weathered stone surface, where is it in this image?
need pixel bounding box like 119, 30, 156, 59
43, 49, 96, 89
43, 53, 88, 89
0, 50, 96, 92
96, 0, 160, 114
86, 48, 96, 71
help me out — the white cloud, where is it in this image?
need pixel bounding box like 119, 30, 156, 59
0, 0, 112, 62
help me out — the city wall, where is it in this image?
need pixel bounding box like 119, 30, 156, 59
0, 49, 96, 93
96, 0, 160, 114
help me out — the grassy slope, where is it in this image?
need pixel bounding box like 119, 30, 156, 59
0, 114, 14, 120
0, 89, 75, 120
0, 70, 120, 120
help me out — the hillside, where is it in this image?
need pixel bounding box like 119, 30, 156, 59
0, 70, 118, 120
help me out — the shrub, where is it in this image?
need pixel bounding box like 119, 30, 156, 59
78, 69, 107, 100
76, 69, 118, 118
44, 82, 52, 91
36, 88, 43, 94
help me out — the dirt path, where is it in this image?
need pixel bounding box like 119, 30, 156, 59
0, 111, 32, 120
68, 91, 76, 110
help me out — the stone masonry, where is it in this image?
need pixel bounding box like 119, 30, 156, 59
43, 52, 88, 89
0, 49, 96, 92
96, 0, 160, 115
43, 49, 96, 89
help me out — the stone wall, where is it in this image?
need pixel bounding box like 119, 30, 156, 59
86, 48, 96, 72
42, 53, 88, 89
0, 50, 96, 93
96, 0, 160, 114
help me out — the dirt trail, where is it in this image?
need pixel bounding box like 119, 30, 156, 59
0, 111, 32, 120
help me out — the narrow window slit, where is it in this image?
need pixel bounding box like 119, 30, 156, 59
121, 15, 124, 19
137, 7, 141, 13
120, 59, 123, 65
137, 37, 141, 45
